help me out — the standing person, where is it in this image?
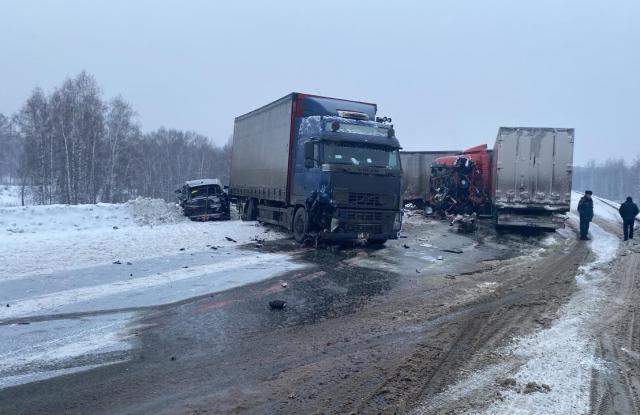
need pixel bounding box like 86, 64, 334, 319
577, 190, 594, 240
618, 196, 639, 241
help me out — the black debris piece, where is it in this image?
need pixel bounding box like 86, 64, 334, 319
225, 236, 237, 243
497, 377, 517, 388
113, 260, 122, 265
402, 244, 410, 249
441, 248, 464, 254
179, 248, 185, 251
113, 226, 119, 230
210, 246, 218, 250
269, 300, 286, 310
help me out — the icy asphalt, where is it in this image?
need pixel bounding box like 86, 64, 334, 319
0, 199, 299, 389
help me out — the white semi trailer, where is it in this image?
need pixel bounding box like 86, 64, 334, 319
492, 127, 574, 229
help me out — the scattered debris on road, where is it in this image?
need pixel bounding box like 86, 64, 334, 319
523, 381, 551, 394
496, 377, 517, 388
113, 260, 122, 265
269, 300, 286, 310
441, 248, 463, 254
225, 236, 237, 243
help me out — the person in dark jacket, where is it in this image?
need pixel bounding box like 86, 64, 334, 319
619, 196, 639, 241
577, 190, 594, 240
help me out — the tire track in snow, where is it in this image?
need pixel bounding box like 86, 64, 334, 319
412, 214, 619, 415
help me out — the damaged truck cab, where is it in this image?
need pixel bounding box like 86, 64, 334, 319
230, 93, 402, 244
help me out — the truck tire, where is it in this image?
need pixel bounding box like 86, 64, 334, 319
293, 207, 307, 243
240, 198, 258, 221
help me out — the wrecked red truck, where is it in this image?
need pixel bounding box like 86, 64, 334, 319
401, 127, 575, 230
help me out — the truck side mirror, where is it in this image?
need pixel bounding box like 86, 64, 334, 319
304, 141, 315, 168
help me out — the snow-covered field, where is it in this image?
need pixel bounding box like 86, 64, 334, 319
0, 198, 284, 278
0, 185, 27, 207
0, 197, 298, 389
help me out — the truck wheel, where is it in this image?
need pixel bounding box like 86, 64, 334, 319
293, 207, 307, 243
240, 199, 257, 221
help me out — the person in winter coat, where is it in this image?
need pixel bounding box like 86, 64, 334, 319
618, 196, 639, 241
577, 190, 594, 240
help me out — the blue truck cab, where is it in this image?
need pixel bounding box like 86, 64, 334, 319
229, 93, 402, 244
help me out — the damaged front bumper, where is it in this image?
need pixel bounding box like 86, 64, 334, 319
320, 209, 401, 240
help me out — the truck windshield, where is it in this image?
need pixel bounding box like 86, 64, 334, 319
324, 121, 390, 137
323, 142, 400, 169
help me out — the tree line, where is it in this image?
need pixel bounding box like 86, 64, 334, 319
0, 71, 231, 205
2, 72, 638, 206
573, 158, 640, 203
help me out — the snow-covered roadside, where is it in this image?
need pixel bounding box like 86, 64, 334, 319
413, 208, 620, 415
469, 219, 618, 414
0, 199, 286, 279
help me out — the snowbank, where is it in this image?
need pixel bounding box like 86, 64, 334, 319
0, 199, 286, 279
0, 197, 186, 236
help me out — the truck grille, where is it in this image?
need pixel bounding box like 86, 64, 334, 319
345, 210, 383, 222
348, 192, 383, 207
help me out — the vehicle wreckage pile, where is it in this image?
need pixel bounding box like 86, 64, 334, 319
428, 144, 492, 216
402, 127, 575, 230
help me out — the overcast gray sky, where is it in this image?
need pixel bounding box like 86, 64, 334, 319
1, 0, 638, 165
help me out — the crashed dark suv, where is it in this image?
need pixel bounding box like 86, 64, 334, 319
176, 179, 230, 221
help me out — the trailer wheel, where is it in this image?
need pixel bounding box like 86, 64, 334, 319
293, 207, 307, 243
240, 198, 257, 221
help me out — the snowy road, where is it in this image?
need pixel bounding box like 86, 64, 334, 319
412, 194, 638, 415
0, 200, 302, 389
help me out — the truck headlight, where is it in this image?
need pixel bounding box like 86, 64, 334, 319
393, 212, 402, 231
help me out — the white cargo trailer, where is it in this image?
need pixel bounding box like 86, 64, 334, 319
492, 127, 574, 229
